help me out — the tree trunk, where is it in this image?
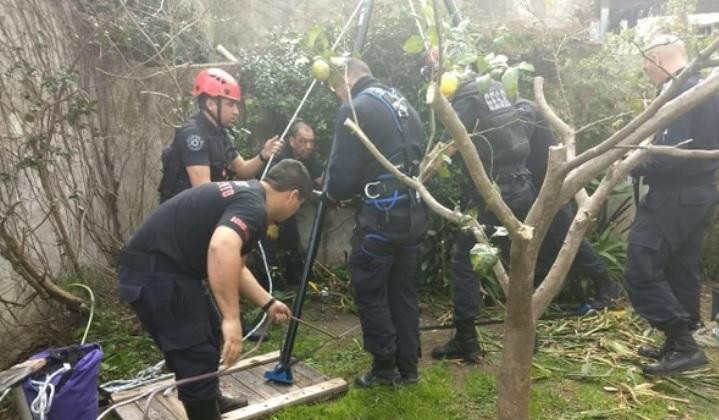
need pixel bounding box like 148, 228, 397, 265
497, 239, 537, 420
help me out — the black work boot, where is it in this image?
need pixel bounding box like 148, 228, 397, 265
578, 275, 622, 315
183, 399, 221, 420
218, 393, 249, 413
355, 357, 401, 388
638, 337, 675, 360
642, 328, 708, 376
431, 320, 483, 362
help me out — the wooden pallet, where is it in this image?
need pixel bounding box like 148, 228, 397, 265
110, 351, 348, 420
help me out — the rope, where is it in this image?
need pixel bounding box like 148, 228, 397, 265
241, 241, 272, 340
0, 388, 11, 404
29, 364, 70, 420
100, 360, 172, 394
67, 283, 95, 345
96, 334, 266, 420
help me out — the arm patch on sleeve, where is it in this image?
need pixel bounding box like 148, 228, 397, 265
229, 216, 250, 240
186, 134, 205, 152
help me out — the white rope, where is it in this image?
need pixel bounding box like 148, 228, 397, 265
100, 360, 172, 394
241, 241, 273, 341
29, 364, 70, 420
0, 388, 11, 404
67, 283, 95, 345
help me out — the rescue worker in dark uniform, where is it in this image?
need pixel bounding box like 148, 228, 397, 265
259, 121, 324, 289
158, 67, 282, 202
515, 98, 622, 312
118, 160, 312, 420
431, 75, 536, 362
624, 35, 719, 375
326, 58, 428, 386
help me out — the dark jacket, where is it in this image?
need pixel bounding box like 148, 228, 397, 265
159, 112, 238, 202
326, 76, 425, 200
632, 73, 719, 187
450, 79, 531, 176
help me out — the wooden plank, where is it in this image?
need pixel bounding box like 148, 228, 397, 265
291, 362, 329, 386
246, 365, 303, 395
112, 351, 280, 403
156, 394, 187, 419
114, 403, 145, 420
232, 369, 280, 400
220, 375, 264, 405
222, 378, 349, 420
123, 397, 175, 420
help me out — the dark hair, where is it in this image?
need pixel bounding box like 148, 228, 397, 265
265, 159, 313, 200
289, 120, 313, 138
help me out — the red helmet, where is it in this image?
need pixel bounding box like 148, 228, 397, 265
192, 68, 241, 101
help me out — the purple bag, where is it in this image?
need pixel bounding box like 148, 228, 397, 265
22, 343, 103, 420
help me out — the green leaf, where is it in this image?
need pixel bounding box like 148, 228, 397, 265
517, 61, 535, 72
437, 163, 450, 178
403, 35, 425, 54
469, 243, 500, 276
303, 25, 324, 49
475, 55, 489, 73
440, 153, 452, 164
421, 4, 435, 26
502, 67, 519, 100
427, 27, 439, 48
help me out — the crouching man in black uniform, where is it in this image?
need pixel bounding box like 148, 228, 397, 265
515, 98, 622, 312
624, 35, 719, 375
326, 58, 428, 386
118, 160, 312, 419
431, 76, 536, 362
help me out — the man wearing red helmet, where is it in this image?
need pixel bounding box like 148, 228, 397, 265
158, 68, 282, 202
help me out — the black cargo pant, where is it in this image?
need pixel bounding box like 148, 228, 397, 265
452, 173, 536, 322
624, 184, 718, 330
534, 203, 609, 285
349, 201, 428, 374
118, 251, 222, 404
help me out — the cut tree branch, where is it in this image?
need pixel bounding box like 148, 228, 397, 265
426, 83, 532, 241
344, 118, 510, 292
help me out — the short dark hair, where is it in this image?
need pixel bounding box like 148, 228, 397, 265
342, 57, 372, 80
289, 120, 313, 138
265, 159, 313, 200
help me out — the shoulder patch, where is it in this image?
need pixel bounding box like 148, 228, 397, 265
186, 134, 204, 152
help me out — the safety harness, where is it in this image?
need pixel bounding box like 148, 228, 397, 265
356, 87, 421, 227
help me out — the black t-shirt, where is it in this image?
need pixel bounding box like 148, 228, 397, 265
126, 180, 267, 279
171, 112, 240, 195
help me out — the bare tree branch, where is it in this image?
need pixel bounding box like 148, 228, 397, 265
533, 77, 588, 205
426, 84, 533, 241
560, 68, 719, 205
614, 141, 719, 158
564, 35, 719, 174
343, 118, 510, 292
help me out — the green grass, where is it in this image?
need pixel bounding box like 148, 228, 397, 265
7, 291, 718, 420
